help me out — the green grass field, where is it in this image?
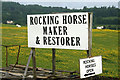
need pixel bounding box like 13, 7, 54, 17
1, 24, 118, 78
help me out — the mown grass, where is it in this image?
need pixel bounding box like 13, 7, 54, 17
1, 24, 118, 78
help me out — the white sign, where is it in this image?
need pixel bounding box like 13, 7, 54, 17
27, 12, 89, 50
80, 56, 102, 78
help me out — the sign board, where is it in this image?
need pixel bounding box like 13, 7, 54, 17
80, 56, 102, 78
27, 12, 91, 50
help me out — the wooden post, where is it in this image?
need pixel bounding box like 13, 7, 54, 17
87, 13, 93, 57
32, 48, 36, 80
87, 50, 91, 58
16, 45, 21, 64
23, 48, 33, 80
87, 50, 92, 80
11, 45, 21, 70
52, 48, 56, 76
23, 48, 36, 80
87, 12, 93, 80
6, 46, 8, 67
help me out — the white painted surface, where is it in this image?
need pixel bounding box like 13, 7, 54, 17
80, 56, 102, 78
27, 12, 89, 50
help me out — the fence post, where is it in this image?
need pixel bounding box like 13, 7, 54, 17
11, 45, 21, 70
52, 48, 56, 76
32, 48, 36, 80
6, 46, 8, 67
87, 13, 92, 57
16, 45, 21, 64
87, 12, 93, 80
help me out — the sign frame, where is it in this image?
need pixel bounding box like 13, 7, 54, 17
27, 12, 93, 50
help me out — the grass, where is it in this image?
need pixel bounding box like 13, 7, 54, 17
0, 24, 118, 78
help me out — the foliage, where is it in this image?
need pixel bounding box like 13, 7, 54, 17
2, 2, 120, 27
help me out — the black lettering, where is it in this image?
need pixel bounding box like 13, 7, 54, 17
49, 27, 52, 35
63, 15, 67, 24
68, 15, 72, 24
61, 37, 65, 45
85, 65, 90, 68
76, 37, 80, 46
56, 37, 59, 45
66, 37, 70, 46
78, 15, 82, 24
83, 15, 87, 24
73, 15, 77, 24
36, 36, 40, 44
84, 60, 90, 64
83, 59, 95, 64
34, 16, 38, 25
43, 16, 46, 25
91, 59, 95, 62
48, 36, 51, 45
52, 37, 56, 45
58, 26, 62, 35
43, 36, 47, 45
71, 37, 75, 46
53, 26, 57, 35
47, 16, 49, 24
50, 16, 54, 24
86, 69, 94, 73
43, 26, 47, 35
30, 17, 34, 25
39, 16, 42, 25
55, 16, 59, 24
63, 26, 68, 35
